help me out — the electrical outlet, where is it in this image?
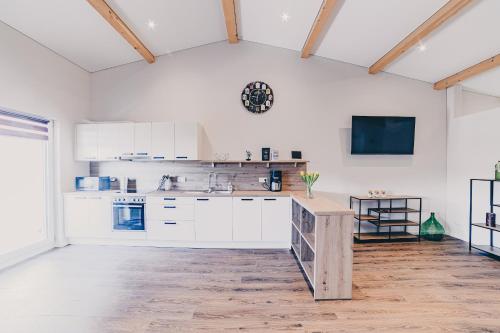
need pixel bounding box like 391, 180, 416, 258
259, 177, 267, 183
177, 176, 187, 183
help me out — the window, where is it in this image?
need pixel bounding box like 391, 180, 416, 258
0, 109, 51, 256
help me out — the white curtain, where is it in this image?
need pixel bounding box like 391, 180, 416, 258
0, 110, 49, 256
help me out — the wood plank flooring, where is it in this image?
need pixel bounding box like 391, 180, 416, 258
0, 236, 499, 332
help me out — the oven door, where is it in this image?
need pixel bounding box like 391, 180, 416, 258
113, 203, 145, 231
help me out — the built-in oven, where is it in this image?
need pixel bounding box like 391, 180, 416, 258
112, 196, 145, 231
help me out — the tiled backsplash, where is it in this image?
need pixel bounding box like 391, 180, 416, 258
90, 161, 306, 193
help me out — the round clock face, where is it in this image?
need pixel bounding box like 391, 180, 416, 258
241, 81, 274, 114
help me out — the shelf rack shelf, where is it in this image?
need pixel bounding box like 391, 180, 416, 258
350, 195, 422, 243
205, 159, 308, 168
469, 179, 500, 259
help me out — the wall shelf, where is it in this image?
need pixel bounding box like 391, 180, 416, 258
206, 160, 308, 168
469, 179, 500, 259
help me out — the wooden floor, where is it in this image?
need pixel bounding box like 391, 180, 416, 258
0, 237, 499, 333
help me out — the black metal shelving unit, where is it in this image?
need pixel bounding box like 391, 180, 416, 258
469, 179, 500, 258
350, 196, 422, 243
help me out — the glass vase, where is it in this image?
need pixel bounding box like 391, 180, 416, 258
421, 212, 445, 241
306, 185, 313, 199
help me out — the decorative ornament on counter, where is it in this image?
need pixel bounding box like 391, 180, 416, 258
368, 190, 387, 198
271, 149, 279, 161
241, 81, 274, 114
245, 150, 252, 161
421, 212, 445, 241
300, 171, 319, 199
291, 151, 302, 159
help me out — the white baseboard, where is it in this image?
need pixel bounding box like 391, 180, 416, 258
66, 237, 291, 249
0, 240, 55, 271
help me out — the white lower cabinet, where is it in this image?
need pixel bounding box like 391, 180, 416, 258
233, 198, 262, 241
262, 197, 291, 242
147, 220, 195, 241
146, 196, 195, 241
64, 195, 112, 238
195, 197, 233, 241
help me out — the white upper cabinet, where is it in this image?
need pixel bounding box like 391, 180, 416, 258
233, 197, 262, 241
174, 122, 201, 160
133, 122, 152, 157
75, 121, 201, 161
151, 122, 175, 160
98, 123, 134, 161
75, 124, 98, 161
262, 197, 291, 242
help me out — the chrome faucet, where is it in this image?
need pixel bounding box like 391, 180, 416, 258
207, 172, 216, 193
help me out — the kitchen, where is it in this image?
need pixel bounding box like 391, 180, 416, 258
1, 1, 500, 332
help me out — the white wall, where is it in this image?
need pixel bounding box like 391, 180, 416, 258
0, 21, 91, 248
90, 41, 447, 225
446, 86, 500, 245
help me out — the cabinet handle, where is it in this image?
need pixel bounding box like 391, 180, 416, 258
136, 152, 148, 155
264, 198, 277, 201
197, 198, 209, 201
153, 156, 165, 160
163, 206, 176, 209
176, 156, 188, 159
163, 221, 177, 225
241, 198, 254, 201
163, 198, 176, 201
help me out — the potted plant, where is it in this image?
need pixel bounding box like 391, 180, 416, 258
300, 171, 319, 199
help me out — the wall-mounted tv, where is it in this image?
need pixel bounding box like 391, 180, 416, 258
351, 116, 416, 155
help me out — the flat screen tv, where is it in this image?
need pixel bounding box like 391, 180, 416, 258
351, 116, 415, 155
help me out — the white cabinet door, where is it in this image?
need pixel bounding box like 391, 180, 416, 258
98, 123, 134, 160
195, 197, 232, 241
151, 122, 175, 160
64, 196, 89, 238
134, 122, 151, 157
75, 124, 98, 161
233, 197, 262, 241
262, 197, 291, 242
87, 196, 112, 238
64, 195, 111, 238
174, 122, 199, 160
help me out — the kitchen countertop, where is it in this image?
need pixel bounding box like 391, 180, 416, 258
146, 190, 292, 197
64, 190, 353, 216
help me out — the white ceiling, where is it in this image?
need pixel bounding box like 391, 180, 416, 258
0, 0, 498, 95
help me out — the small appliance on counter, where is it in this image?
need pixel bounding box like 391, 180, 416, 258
269, 169, 282, 192
75, 176, 111, 191
262, 147, 271, 161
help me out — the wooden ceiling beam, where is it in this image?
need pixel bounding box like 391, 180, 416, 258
301, 0, 339, 58
369, 0, 472, 74
87, 0, 155, 64
434, 54, 500, 90
221, 0, 238, 43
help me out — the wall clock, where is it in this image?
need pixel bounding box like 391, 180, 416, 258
241, 81, 274, 114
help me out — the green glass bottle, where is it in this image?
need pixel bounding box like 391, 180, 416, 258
496, 161, 500, 181
421, 212, 445, 241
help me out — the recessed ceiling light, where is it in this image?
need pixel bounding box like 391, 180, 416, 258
281, 12, 290, 23
147, 19, 156, 30
417, 42, 427, 52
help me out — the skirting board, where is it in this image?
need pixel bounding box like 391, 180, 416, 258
67, 238, 291, 249
0, 240, 55, 271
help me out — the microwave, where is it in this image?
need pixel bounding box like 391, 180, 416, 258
75, 176, 111, 191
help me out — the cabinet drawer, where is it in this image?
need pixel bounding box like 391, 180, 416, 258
147, 220, 195, 241
146, 204, 194, 221
147, 196, 195, 206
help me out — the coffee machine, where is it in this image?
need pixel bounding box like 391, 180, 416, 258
269, 170, 282, 192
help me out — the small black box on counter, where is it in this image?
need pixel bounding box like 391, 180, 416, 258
291, 151, 302, 159
262, 147, 270, 161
